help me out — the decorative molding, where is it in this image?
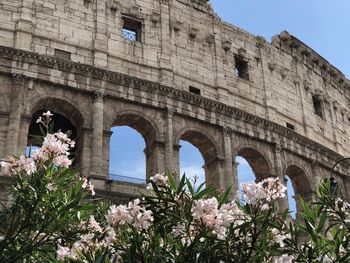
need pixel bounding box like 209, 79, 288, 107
171, 19, 183, 32
93, 90, 105, 101
11, 73, 26, 86
188, 27, 199, 38
0, 45, 345, 169
205, 34, 215, 45
222, 40, 231, 52
223, 127, 233, 137
150, 11, 160, 23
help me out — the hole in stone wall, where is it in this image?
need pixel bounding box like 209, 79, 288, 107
122, 16, 142, 42
286, 122, 295, 130
54, 49, 71, 60
234, 55, 249, 80
189, 86, 201, 95
312, 95, 323, 118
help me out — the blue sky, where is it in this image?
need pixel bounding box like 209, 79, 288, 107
110, 1, 349, 217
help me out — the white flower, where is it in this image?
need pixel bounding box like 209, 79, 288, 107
47, 183, 57, 192
274, 254, 294, 263
42, 110, 53, 118
36, 116, 43, 124
53, 155, 72, 168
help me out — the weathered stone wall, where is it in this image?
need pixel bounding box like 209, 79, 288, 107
0, 0, 349, 206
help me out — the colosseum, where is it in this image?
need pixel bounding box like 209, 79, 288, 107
0, 0, 349, 214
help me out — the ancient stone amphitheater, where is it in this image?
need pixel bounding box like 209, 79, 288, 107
0, 0, 349, 214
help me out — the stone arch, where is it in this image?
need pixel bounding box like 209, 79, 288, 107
110, 110, 160, 147
109, 110, 162, 181
284, 164, 313, 219
175, 127, 222, 188
27, 96, 86, 130
234, 145, 273, 180
26, 97, 86, 166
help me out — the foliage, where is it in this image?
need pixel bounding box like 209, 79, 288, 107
1, 111, 350, 262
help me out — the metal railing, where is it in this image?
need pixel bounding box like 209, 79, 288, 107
109, 173, 146, 185
122, 29, 137, 42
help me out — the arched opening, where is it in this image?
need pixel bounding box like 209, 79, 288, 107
179, 140, 205, 188
235, 147, 272, 198
236, 147, 271, 181
27, 110, 79, 164
109, 113, 158, 183
26, 98, 84, 166
109, 126, 146, 184
285, 165, 313, 220
177, 130, 219, 188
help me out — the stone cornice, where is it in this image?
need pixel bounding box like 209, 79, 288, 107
0, 45, 344, 167
271, 31, 349, 89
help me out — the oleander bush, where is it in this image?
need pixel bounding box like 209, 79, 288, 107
0, 111, 349, 263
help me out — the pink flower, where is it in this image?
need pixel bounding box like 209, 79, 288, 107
88, 215, 103, 233
53, 155, 72, 168
150, 173, 168, 186
57, 245, 71, 260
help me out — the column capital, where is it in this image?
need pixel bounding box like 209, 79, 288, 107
223, 127, 233, 137
12, 73, 26, 86
165, 107, 176, 117
93, 90, 105, 101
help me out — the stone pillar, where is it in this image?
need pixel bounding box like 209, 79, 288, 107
164, 108, 175, 172
81, 127, 93, 177
205, 157, 225, 191
144, 140, 165, 180
5, 74, 26, 157
272, 141, 289, 212
15, 0, 35, 51
173, 144, 181, 179
102, 130, 113, 177
233, 161, 240, 197
222, 127, 236, 197
297, 80, 310, 137
93, 0, 108, 68
159, 0, 173, 86
329, 101, 339, 152
90, 90, 105, 177
311, 160, 322, 196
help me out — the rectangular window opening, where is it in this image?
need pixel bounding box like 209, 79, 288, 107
189, 86, 201, 95
122, 16, 142, 42
54, 49, 71, 60
312, 96, 323, 118
234, 55, 249, 80
286, 122, 295, 130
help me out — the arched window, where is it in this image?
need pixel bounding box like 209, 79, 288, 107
108, 113, 158, 184
177, 129, 220, 188
235, 147, 272, 200
109, 126, 146, 184
285, 165, 313, 220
